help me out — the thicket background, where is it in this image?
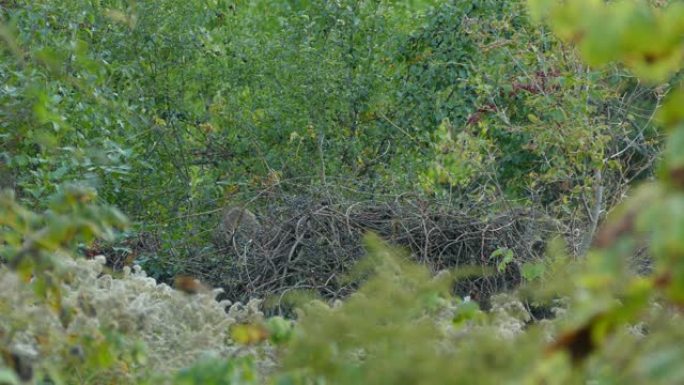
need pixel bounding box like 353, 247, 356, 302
0, 0, 660, 289
1, 0, 683, 384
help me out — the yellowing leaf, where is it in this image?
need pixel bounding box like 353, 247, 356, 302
230, 323, 268, 345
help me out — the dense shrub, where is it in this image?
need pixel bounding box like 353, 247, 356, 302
2, 0, 684, 384
0, 188, 273, 384
1, 0, 661, 283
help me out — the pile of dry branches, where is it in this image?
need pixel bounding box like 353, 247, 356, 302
190, 193, 561, 308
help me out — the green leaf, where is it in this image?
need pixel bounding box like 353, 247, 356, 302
521, 261, 546, 281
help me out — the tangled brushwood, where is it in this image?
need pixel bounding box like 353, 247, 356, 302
191, 192, 562, 307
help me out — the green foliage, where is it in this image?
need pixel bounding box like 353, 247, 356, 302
520, 260, 546, 281
265, 317, 295, 346
490, 247, 515, 273
529, 0, 684, 83
1, 0, 662, 279
0, 187, 144, 384
0, 2, 142, 206
267, 1, 684, 384
279, 234, 470, 384
0, 185, 126, 292
173, 357, 258, 385
0, 187, 271, 384
275, 235, 545, 385
2, 0, 684, 384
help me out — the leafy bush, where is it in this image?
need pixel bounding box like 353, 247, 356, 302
2, 0, 660, 281
268, 1, 684, 384
2, 0, 684, 384
0, 188, 271, 384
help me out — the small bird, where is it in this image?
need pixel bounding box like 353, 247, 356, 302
173, 275, 209, 295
